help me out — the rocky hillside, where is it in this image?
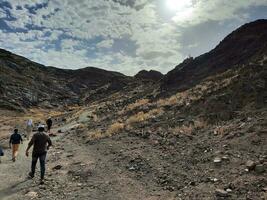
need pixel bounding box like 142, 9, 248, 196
0, 49, 132, 111
134, 70, 163, 82
161, 19, 267, 92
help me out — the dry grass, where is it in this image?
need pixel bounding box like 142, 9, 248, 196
126, 108, 164, 126
157, 95, 178, 106
118, 99, 150, 115
213, 125, 229, 135
106, 122, 125, 136
126, 111, 150, 125
127, 99, 149, 110
89, 131, 103, 139
147, 108, 164, 116
170, 119, 208, 135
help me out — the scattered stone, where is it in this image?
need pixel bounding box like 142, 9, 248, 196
57, 129, 62, 133
53, 165, 63, 170
255, 164, 265, 174
222, 156, 230, 161
214, 157, 222, 164
226, 188, 232, 193
25, 191, 38, 198
246, 160, 256, 171
215, 189, 229, 197
213, 178, 219, 182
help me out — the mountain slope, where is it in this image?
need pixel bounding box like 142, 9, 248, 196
161, 19, 267, 92
0, 49, 132, 111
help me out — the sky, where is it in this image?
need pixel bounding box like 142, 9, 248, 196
0, 0, 266, 75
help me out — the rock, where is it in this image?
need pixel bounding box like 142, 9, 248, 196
57, 129, 62, 133
255, 164, 265, 174
246, 160, 256, 170
226, 188, 232, 193
214, 157, 222, 164
25, 191, 38, 198
215, 189, 229, 197
213, 178, 219, 182
53, 165, 63, 170
222, 156, 230, 161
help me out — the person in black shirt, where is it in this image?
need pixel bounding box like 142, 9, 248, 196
9, 129, 23, 162
46, 117, 53, 134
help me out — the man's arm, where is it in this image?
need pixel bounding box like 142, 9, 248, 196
47, 136, 52, 150
9, 135, 12, 148
25, 135, 34, 157
20, 134, 23, 144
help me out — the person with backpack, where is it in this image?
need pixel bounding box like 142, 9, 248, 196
26, 125, 52, 184
26, 119, 33, 140
46, 117, 53, 134
9, 129, 23, 162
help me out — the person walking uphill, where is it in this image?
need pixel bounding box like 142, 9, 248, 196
26, 125, 52, 184
26, 119, 33, 140
46, 117, 53, 134
9, 129, 23, 162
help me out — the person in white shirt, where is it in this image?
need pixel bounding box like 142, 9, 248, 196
26, 119, 33, 140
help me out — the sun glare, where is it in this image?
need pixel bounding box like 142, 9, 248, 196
166, 0, 192, 11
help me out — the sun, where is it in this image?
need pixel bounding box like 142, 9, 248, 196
166, 0, 192, 11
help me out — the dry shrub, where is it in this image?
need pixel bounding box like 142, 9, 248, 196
125, 99, 150, 112
92, 114, 98, 122
194, 119, 208, 129
214, 126, 228, 135
106, 122, 125, 136
147, 108, 164, 117
157, 95, 177, 107
171, 125, 194, 135
126, 111, 150, 125
89, 131, 103, 139
170, 119, 208, 135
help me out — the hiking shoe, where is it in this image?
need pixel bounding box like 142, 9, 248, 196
40, 179, 45, 185
28, 172, 34, 179
12, 157, 16, 162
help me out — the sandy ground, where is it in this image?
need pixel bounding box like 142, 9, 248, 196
0, 126, 174, 200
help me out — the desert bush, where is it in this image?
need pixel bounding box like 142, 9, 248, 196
157, 95, 177, 107
126, 111, 150, 125
89, 131, 103, 139
170, 119, 208, 135
127, 99, 149, 110
147, 108, 164, 117
213, 125, 229, 135
106, 122, 125, 136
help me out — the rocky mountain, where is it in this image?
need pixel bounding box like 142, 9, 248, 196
161, 19, 267, 92
0, 49, 132, 111
134, 70, 163, 82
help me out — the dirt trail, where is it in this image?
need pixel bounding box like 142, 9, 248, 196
0, 126, 174, 200
0, 139, 30, 200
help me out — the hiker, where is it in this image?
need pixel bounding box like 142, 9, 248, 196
0, 146, 4, 163
26, 119, 33, 140
9, 128, 23, 162
26, 125, 52, 184
46, 117, 53, 133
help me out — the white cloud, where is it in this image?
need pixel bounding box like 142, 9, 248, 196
1, 0, 266, 75
172, 0, 267, 26
96, 39, 114, 49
